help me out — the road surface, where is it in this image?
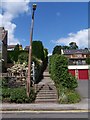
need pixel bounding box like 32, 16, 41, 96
1, 111, 89, 119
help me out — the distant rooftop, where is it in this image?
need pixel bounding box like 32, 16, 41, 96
7, 45, 22, 49
63, 49, 89, 55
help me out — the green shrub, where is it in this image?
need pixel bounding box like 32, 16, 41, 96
48, 56, 52, 74
49, 54, 80, 103
52, 45, 61, 55
57, 84, 81, 104
60, 71, 78, 89
10, 87, 35, 103
67, 90, 81, 103
7, 50, 28, 63
18, 52, 28, 64
2, 77, 9, 88
32, 41, 44, 61
50, 54, 78, 89
2, 87, 36, 103
2, 88, 11, 98
86, 57, 90, 65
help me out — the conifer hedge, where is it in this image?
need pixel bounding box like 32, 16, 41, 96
49, 54, 78, 89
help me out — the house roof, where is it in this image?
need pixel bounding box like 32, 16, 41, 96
7, 45, 16, 49
24, 46, 29, 50
7, 45, 22, 49
63, 49, 89, 55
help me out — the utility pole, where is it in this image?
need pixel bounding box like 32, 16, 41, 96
26, 4, 37, 97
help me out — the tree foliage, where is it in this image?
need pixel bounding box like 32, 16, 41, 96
52, 42, 78, 55
86, 57, 90, 65
49, 54, 78, 89
52, 45, 61, 55
69, 42, 78, 49
32, 41, 44, 61
18, 52, 29, 64
61, 45, 70, 50
13, 44, 20, 62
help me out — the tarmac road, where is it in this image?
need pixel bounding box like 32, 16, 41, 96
1, 111, 89, 119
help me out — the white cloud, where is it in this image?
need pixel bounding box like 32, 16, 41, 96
53, 29, 88, 48
0, 0, 30, 45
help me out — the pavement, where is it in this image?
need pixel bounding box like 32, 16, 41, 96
0, 98, 89, 111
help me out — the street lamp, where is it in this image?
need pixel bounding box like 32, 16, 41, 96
27, 4, 37, 97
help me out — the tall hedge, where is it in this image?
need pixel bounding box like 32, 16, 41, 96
32, 41, 44, 61
49, 54, 78, 89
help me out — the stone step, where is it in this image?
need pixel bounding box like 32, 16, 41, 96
38, 90, 57, 93
37, 93, 57, 97
43, 72, 50, 77
37, 86, 56, 89
35, 99, 58, 103
35, 75, 58, 103
38, 89, 56, 92
37, 86, 56, 90
38, 92, 56, 95
37, 83, 55, 87
36, 95, 58, 99
36, 97, 57, 99
37, 94, 57, 97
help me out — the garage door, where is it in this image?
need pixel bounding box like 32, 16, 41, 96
78, 70, 88, 80
68, 70, 75, 76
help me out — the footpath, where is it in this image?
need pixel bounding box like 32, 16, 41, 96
1, 71, 89, 111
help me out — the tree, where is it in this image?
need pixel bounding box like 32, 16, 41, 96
85, 48, 88, 50
52, 45, 61, 55
49, 54, 78, 89
14, 44, 20, 51
32, 41, 44, 61
18, 52, 29, 64
61, 45, 70, 50
69, 42, 78, 49
13, 44, 20, 62
44, 48, 48, 59
43, 48, 48, 71
86, 57, 90, 65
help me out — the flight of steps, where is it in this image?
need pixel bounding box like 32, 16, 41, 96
35, 75, 58, 103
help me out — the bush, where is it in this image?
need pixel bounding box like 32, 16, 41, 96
57, 84, 81, 104
2, 87, 36, 103
18, 52, 28, 64
7, 50, 28, 63
52, 45, 61, 55
49, 54, 80, 104
48, 56, 52, 74
86, 57, 90, 65
2, 77, 9, 88
50, 54, 78, 89
32, 41, 44, 61
67, 90, 81, 103
59, 90, 81, 104
2, 88, 11, 98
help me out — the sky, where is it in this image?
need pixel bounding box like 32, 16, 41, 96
0, 1, 88, 55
